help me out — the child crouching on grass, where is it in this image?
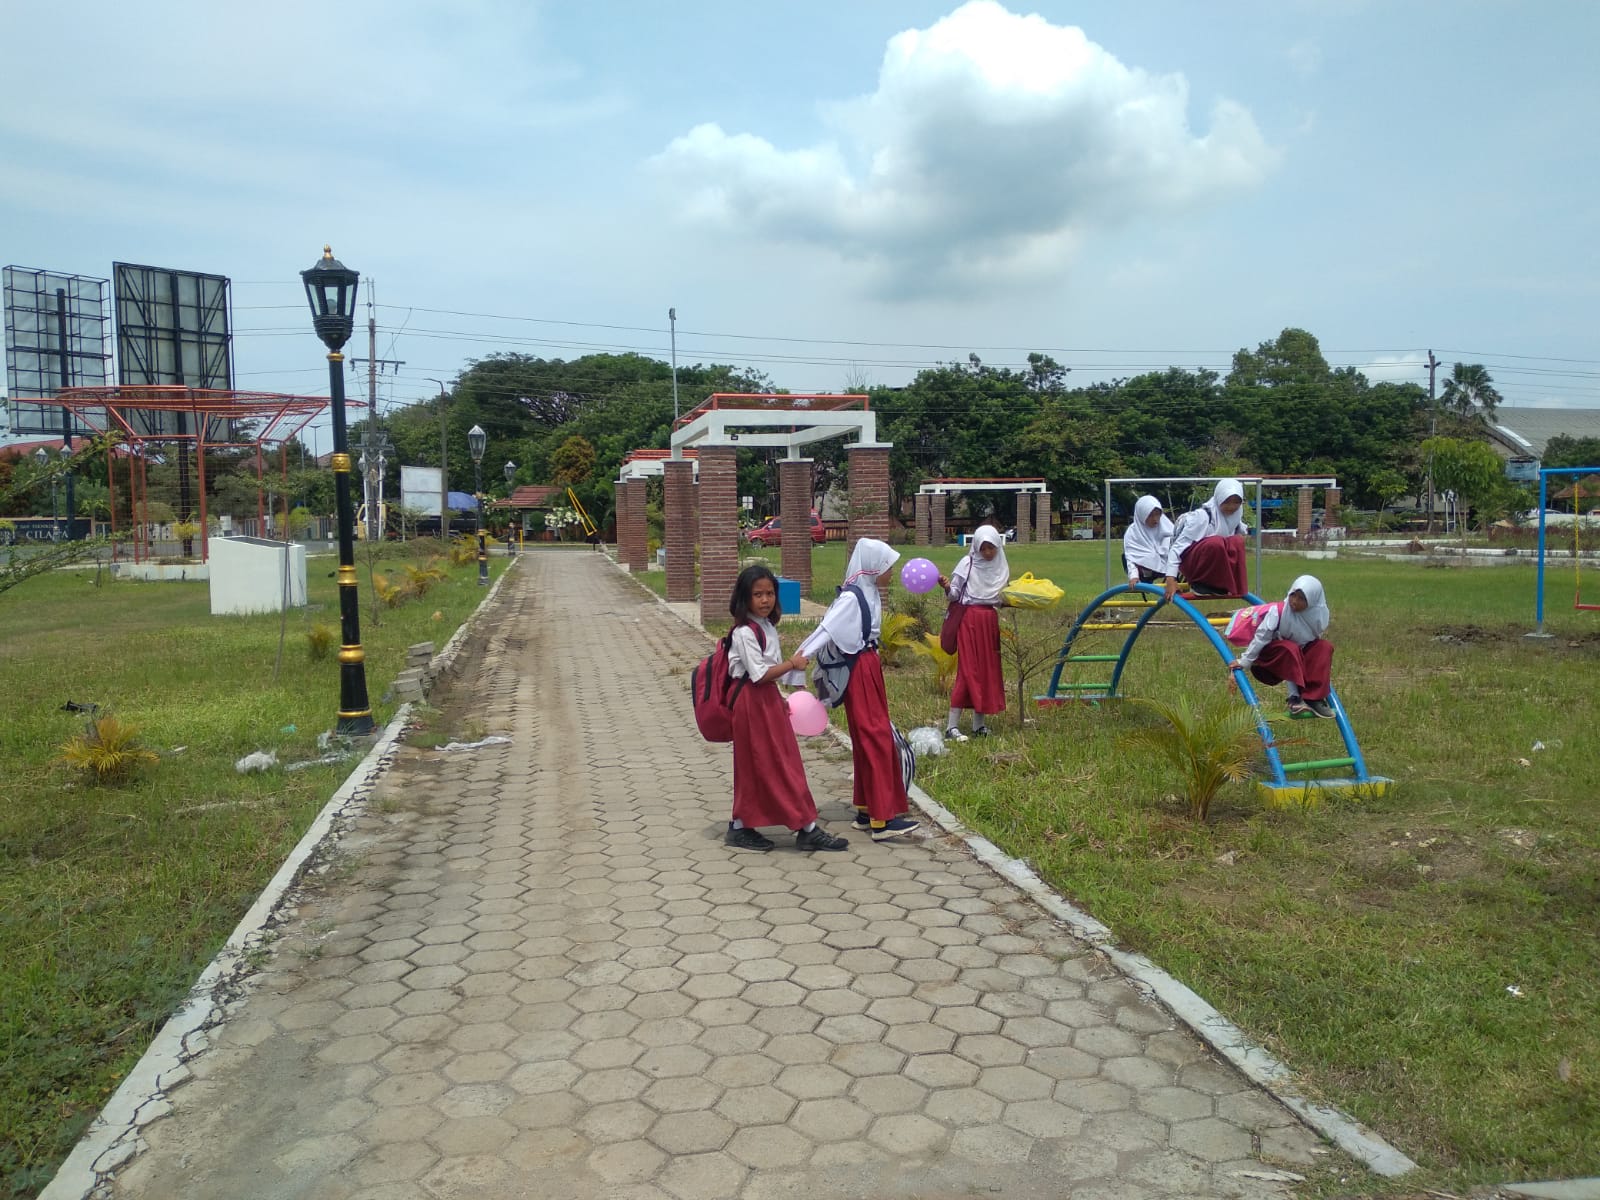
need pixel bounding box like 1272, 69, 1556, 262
725, 565, 849, 853
1227, 574, 1336, 719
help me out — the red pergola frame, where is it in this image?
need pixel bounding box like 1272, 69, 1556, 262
38, 385, 349, 563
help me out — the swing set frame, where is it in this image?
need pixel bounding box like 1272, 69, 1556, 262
1529, 466, 1600, 634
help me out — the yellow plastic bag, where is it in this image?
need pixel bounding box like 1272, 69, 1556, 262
1002, 571, 1065, 609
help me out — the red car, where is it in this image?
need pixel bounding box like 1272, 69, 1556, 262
744, 512, 825, 548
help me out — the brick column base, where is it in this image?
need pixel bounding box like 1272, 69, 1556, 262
914, 494, 930, 546
778, 459, 815, 598
847, 446, 894, 598
664, 460, 696, 602
1325, 487, 1341, 530
699, 447, 741, 628
625, 477, 649, 572
1015, 491, 1033, 543
1297, 487, 1313, 539
1035, 492, 1052, 542
613, 481, 626, 556
930, 493, 947, 546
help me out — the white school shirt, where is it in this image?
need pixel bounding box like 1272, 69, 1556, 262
728, 617, 783, 681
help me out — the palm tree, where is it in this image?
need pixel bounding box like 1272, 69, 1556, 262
1120, 696, 1262, 821
1440, 363, 1503, 421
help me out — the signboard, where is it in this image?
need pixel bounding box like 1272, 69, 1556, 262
1505, 455, 1540, 482
3, 266, 112, 436
401, 465, 444, 516
113, 263, 234, 439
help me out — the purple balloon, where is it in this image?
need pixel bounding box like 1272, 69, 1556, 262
900, 557, 940, 594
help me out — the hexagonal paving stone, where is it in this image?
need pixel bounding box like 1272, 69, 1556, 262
865, 1113, 946, 1156
587, 1139, 668, 1184
426, 1114, 516, 1156
1169, 1115, 1256, 1162
949, 1123, 1033, 1165
657, 1150, 747, 1200
1003, 1098, 1084, 1139
850, 1074, 928, 1116
573, 1067, 649, 1105
725, 1124, 812, 1170
775, 1063, 852, 1100
790, 1097, 873, 1142
576, 1100, 658, 1142
713, 1083, 797, 1126
952, 1033, 1026, 1067
643, 1075, 724, 1113
923, 1086, 1005, 1127
827, 1041, 906, 1078
648, 1108, 738, 1155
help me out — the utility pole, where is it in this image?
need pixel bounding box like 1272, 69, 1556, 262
669, 307, 679, 422
428, 378, 449, 537
54, 288, 77, 539
1424, 349, 1441, 532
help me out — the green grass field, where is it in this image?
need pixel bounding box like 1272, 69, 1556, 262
650, 539, 1599, 1191
0, 543, 506, 1198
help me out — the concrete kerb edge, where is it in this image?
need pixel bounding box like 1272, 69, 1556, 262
631, 562, 1418, 1182
40, 562, 519, 1200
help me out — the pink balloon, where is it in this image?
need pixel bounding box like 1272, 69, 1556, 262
900, 556, 940, 594
787, 690, 830, 737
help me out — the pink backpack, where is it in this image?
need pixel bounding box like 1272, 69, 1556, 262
1223, 601, 1282, 647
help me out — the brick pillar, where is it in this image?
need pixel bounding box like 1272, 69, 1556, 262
624, 477, 649, 572
1325, 487, 1341, 529
698, 447, 741, 628
1015, 491, 1032, 544
914, 493, 930, 546
612, 481, 625, 554
930, 493, 947, 546
1296, 487, 1313, 539
664, 460, 696, 602
779, 458, 814, 598
847, 446, 893, 597
1035, 492, 1052, 543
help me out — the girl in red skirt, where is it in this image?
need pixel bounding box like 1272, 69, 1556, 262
1164, 478, 1249, 599
798, 539, 919, 842
1227, 574, 1335, 719
725, 565, 850, 852
938, 524, 1008, 741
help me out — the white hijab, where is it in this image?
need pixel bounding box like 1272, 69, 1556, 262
1199, 478, 1247, 537
798, 538, 899, 656
1123, 496, 1172, 573
952, 525, 1010, 603
1277, 574, 1330, 643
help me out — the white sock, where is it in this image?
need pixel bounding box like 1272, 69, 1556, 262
947, 707, 963, 731
1286, 684, 1301, 700
801, 821, 816, 832
730, 819, 745, 830
974, 716, 988, 732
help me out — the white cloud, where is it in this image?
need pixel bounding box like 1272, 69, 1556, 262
648, 1, 1278, 296
1357, 353, 1428, 385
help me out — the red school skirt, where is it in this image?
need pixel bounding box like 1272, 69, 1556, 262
1249, 638, 1334, 702
731, 680, 819, 831
1179, 534, 1248, 595
840, 649, 909, 822
950, 603, 1005, 715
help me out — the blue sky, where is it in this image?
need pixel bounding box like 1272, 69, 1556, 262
2, 0, 1597, 450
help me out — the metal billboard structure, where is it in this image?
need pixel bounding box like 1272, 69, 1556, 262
112, 263, 235, 438
3, 266, 113, 437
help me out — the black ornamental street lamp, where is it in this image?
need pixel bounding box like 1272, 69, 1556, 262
503, 460, 517, 556
301, 246, 374, 736
34, 447, 60, 541
468, 424, 488, 585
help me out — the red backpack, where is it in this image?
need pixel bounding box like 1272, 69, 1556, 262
1223, 601, 1283, 647
690, 622, 767, 742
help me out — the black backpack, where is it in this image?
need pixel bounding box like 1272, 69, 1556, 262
812, 584, 873, 709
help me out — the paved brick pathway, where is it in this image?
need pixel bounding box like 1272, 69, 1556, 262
104, 549, 1329, 1199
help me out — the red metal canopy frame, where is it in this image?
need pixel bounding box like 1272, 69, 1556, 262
37, 385, 347, 563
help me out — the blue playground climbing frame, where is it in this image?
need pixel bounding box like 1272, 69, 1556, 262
1038, 583, 1391, 805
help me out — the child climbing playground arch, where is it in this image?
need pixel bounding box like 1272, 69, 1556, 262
1037, 581, 1391, 805
1529, 466, 1600, 635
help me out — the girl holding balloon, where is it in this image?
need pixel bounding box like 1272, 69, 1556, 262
934, 524, 1009, 740
724, 564, 850, 853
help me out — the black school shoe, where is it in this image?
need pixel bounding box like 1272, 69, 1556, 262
796, 826, 849, 852
1185, 582, 1230, 598
726, 825, 775, 851
1304, 698, 1336, 719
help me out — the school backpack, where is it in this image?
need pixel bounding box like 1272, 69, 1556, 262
813, 584, 873, 709
690, 622, 766, 743
1222, 601, 1283, 648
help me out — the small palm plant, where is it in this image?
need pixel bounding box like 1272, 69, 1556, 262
59, 714, 159, 785
907, 633, 959, 688
879, 612, 923, 667
1120, 696, 1262, 821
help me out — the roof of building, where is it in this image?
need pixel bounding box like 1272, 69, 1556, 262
496, 485, 560, 510
1486, 406, 1600, 458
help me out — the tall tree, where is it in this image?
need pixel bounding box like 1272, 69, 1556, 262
1440, 363, 1502, 420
